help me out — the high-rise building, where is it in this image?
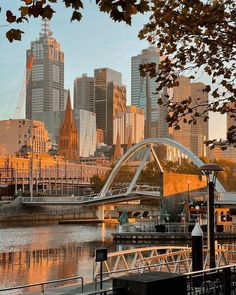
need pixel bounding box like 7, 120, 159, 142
58, 93, 78, 162
94, 68, 126, 145
190, 82, 209, 157
0, 119, 51, 155
26, 20, 64, 119
74, 74, 94, 112
171, 76, 209, 157
73, 109, 96, 157
131, 46, 169, 138
113, 106, 144, 145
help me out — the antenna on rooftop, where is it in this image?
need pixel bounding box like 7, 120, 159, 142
40, 18, 52, 37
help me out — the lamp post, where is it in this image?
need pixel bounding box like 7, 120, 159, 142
29, 122, 40, 201
199, 163, 223, 269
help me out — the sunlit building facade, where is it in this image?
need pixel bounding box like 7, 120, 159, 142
0, 119, 51, 155
170, 76, 209, 158
113, 106, 144, 145
94, 68, 126, 145
74, 109, 96, 157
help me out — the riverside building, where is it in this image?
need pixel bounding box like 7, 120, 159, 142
0, 119, 51, 156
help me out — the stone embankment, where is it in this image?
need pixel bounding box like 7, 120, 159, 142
0, 197, 97, 223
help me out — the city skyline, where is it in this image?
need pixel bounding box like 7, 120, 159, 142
0, 1, 226, 140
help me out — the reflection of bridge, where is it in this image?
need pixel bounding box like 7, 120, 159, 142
21, 138, 228, 209
22, 185, 160, 206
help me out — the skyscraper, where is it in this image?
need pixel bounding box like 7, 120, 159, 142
74, 74, 94, 112
113, 106, 144, 145
171, 76, 209, 157
26, 20, 64, 119
94, 68, 126, 145
131, 46, 169, 138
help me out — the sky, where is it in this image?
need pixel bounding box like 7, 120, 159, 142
0, 1, 226, 140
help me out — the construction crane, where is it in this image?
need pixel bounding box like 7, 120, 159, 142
13, 55, 34, 119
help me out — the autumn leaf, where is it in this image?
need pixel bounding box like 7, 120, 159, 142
70, 10, 82, 22
6, 10, 16, 23
6, 29, 24, 42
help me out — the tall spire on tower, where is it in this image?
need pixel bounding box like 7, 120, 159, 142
40, 18, 52, 37
64, 91, 74, 125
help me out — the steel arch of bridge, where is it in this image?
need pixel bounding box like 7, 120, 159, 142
100, 137, 225, 198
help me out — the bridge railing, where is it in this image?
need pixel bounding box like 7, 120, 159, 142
94, 246, 229, 285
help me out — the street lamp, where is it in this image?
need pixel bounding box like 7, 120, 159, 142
199, 163, 223, 269
29, 122, 39, 201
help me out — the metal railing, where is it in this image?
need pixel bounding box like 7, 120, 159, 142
0, 275, 84, 294
186, 264, 236, 295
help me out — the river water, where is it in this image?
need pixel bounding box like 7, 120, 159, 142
0, 223, 123, 291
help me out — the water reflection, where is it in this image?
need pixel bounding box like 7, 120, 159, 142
0, 222, 199, 293
0, 223, 118, 291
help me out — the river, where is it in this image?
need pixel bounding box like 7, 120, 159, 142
1, 222, 225, 294
0, 222, 123, 292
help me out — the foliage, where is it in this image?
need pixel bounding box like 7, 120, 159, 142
213, 159, 236, 192
90, 174, 105, 193
138, 161, 160, 185
1, 0, 236, 146
162, 160, 199, 175
2, 0, 150, 42
138, 0, 236, 149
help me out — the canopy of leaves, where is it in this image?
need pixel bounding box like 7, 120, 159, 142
1, 0, 236, 147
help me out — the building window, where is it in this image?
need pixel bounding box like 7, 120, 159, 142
52, 64, 60, 83
32, 88, 44, 113
32, 64, 44, 81
52, 88, 60, 111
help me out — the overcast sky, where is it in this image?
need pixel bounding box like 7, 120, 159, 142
0, 1, 226, 140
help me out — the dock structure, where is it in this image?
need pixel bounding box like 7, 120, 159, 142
112, 223, 236, 242
112, 231, 236, 242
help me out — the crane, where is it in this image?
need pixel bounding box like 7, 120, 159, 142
13, 55, 34, 119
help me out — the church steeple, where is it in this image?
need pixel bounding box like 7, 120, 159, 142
114, 132, 122, 161
64, 91, 74, 125
58, 91, 79, 162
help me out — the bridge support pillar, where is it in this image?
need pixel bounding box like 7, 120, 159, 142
96, 205, 105, 221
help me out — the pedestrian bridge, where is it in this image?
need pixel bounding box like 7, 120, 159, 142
21, 137, 228, 207
21, 185, 160, 206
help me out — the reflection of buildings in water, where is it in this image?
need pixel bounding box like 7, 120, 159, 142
0, 224, 117, 289
0, 243, 83, 288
